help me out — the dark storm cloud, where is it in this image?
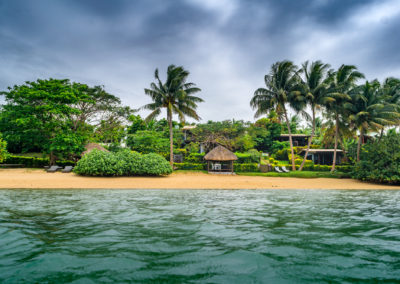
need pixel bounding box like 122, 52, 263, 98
0, 0, 399, 120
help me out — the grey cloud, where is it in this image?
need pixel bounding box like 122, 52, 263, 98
0, 0, 399, 121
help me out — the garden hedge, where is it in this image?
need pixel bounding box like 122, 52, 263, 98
2, 155, 75, 168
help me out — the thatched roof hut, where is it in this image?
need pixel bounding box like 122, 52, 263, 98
81, 143, 109, 156
204, 145, 237, 173
204, 145, 237, 161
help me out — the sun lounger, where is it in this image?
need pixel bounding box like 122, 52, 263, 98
61, 166, 74, 173
46, 165, 61, 173
274, 166, 283, 173
281, 166, 290, 173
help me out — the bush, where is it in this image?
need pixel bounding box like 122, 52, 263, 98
185, 153, 205, 163
274, 148, 289, 161
0, 136, 8, 163
174, 163, 205, 170
353, 133, 400, 184
74, 149, 172, 176
234, 163, 259, 172
235, 152, 260, 163
141, 153, 173, 176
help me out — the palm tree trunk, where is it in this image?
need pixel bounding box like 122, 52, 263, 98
299, 108, 315, 171
331, 114, 339, 172
284, 110, 296, 171
167, 108, 174, 167
357, 129, 363, 162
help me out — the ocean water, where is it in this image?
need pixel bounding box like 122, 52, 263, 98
0, 189, 399, 283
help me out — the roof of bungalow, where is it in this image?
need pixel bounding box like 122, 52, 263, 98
280, 134, 311, 137
204, 145, 238, 161
81, 143, 109, 156
182, 125, 197, 130
300, 149, 343, 153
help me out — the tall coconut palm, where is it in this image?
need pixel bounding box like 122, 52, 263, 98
250, 60, 301, 171
325, 65, 364, 172
347, 80, 399, 161
297, 60, 332, 171
142, 65, 203, 166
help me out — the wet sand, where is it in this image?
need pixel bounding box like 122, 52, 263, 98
0, 169, 399, 190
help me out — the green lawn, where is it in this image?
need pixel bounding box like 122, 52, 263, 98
174, 169, 350, 179
237, 171, 351, 179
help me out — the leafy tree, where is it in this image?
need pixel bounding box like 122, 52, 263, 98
191, 120, 249, 152
325, 65, 364, 171
0, 79, 91, 163
126, 130, 170, 155
127, 115, 147, 134
250, 60, 301, 170
142, 65, 203, 165
297, 60, 332, 170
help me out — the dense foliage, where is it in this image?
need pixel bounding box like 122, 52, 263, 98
353, 133, 400, 184
74, 149, 172, 176
0, 135, 8, 163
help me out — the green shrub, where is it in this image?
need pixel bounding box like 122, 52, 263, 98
0, 137, 8, 163
274, 148, 289, 160
74, 149, 172, 176
353, 133, 400, 184
174, 163, 205, 170
141, 153, 173, 176
234, 163, 259, 172
185, 153, 205, 163
235, 151, 260, 163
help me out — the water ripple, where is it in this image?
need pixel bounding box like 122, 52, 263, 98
0, 189, 399, 283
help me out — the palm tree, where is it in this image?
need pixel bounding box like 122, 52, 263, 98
297, 60, 332, 171
347, 80, 399, 161
325, 65, 364, 172
250, 60, 301, 171
142, 65, 203, 166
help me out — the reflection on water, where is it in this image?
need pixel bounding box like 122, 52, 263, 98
0, 189, 399, 283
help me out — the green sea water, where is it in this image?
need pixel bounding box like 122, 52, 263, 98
0, 189, 399, 283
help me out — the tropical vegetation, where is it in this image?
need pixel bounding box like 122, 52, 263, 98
0, 61, 400, 183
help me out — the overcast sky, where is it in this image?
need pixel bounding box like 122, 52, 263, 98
1, 0, 400, 122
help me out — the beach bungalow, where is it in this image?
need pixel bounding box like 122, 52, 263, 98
204, 145, 238, 173
301, 149, 344, 165
277, 134, 310, 146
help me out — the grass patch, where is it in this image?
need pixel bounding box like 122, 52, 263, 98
173, 170, 208, 174
237, 171, 351, 179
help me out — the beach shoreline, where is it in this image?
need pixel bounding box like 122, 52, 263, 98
0, 169, 399, 190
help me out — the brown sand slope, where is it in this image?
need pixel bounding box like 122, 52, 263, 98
0, 169, 399, 190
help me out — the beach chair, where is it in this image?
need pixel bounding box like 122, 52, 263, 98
46, 165, 61, 173
61, 166, 74, 173
274, 166, 283, 173
281, 166, 290, 173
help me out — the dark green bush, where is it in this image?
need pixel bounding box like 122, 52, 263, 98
74, 149, 172, 176
2, 155, 75, 168
174, 163, 205, 170
353, 133, 400, 184
234, 163, 259, 172
235, 152, 260, 163
141, 153, 173, 176
185, 153, 205, 163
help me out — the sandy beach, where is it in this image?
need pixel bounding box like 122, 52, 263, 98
0, 169, 399, 190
